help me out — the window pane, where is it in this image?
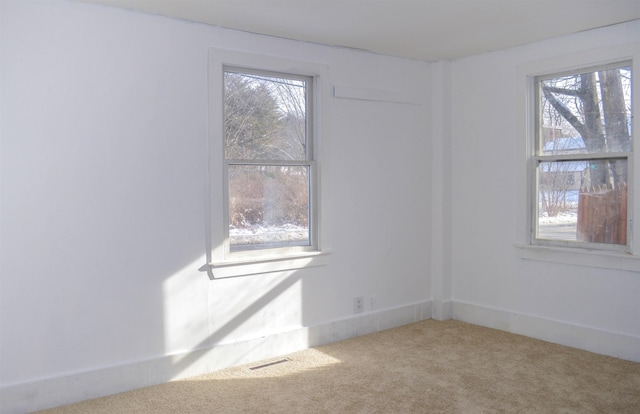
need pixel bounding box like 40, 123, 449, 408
229, 165, 310, 251
537, 159, 627, 245
538, 65, 631, 155
224, 71, 307, 161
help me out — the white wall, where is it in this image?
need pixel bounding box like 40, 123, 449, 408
447, 20, 640, 360
0, 1, 431, 412
3, 1, 638, 412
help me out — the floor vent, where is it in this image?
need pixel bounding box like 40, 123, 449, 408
249, 358, 291, 370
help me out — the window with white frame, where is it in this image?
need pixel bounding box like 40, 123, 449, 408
533, 61, 632, 251
223, 67, 316, 255
202, 51, 329, 278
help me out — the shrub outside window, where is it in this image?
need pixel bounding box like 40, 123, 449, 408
223, 68, 315, 254
533, 62, 632, 251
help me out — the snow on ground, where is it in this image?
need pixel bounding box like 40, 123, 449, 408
230, 211, 578, 245
230, 224, 308, 244
539, 211, 578, 225
230, 212, 577, 239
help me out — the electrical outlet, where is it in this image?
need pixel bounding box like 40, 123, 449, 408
354, 296, 364, 313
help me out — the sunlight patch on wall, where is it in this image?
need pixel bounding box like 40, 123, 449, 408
206, 271, 304, 346
162, 256, 211, 355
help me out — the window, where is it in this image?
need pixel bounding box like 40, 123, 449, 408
223, 68, 316, 255
533, 62, 632, 251
202, 50, 330, 278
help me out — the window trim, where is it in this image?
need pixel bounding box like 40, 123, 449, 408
515, 43, 640, 271
202, 49, 331, 279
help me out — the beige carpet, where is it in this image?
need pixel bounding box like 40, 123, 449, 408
38, 320, 640, 413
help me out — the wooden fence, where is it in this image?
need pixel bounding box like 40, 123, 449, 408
577, 183, 627, 245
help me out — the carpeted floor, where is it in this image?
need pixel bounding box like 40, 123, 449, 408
37, 320, 640, 413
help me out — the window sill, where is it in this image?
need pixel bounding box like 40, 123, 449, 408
199, 250, 331, 279
514, 244, 640, 272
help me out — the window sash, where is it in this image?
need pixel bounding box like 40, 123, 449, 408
223, 66, 313, 162
224, 161, 315, 253
532, 62, 632, 251
222, 67, 316, 257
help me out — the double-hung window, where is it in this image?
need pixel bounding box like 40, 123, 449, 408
202, 50, 329, 278
223, 67, 316, 255
532, 61, 632, 252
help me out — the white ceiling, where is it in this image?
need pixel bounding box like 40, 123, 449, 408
78, 0, 640, 61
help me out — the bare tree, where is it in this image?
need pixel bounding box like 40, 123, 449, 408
538, 65, 631, 244
541, 66, 631, 188
224, 71, 310, 247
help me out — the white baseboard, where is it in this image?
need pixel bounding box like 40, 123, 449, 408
0, 300, 431, 414
6, 299, 635, 413
432, 300, 453, 321
453, 300, 640, 363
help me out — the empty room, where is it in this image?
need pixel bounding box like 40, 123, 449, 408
1, 1, 639, 412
